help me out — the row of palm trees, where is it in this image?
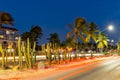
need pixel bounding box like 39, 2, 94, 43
66, 17, 109, 52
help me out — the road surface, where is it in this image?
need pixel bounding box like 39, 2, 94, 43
38, 56, 120, 80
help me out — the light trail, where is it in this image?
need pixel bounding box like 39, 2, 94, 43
0, 53, 104, 61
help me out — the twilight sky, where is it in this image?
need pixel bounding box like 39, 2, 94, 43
1, 0, 120, 44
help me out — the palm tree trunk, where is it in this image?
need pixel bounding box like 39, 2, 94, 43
83, 43, 88, 58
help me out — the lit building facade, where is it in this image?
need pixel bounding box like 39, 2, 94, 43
0, 26, 19, 49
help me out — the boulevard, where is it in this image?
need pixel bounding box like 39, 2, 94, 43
62, 57, 120, 80
20, 56, 120, 80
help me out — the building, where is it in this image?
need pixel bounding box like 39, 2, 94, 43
0, 26, 19, 49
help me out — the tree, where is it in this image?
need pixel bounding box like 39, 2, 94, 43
66, 17, 87, 49
0, 12, 14, 27
21, 25, 43, 45
47, 32, 60, 48
117, 42, 120, 53
84, 22, 99, 57
30, 25, 43, 44
85, 22, 99, 43
21, 32, 30, 41
96, 32, 109, 52
60, 38, 73, 48
117, 42, 120, 50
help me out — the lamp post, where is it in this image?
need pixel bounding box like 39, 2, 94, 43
101, 24, 114, 32
107, 25, 114, 31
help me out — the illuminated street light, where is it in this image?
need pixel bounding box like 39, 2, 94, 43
111, 39, 114, 43
107, 25, 114, 31
102, 24, 114, 32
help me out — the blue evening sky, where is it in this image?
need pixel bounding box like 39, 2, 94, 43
1, 0, 120, 44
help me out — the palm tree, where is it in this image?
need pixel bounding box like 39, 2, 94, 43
47, 32, 60, 48
66, 17, 87, 49
60, 38, 73, 48
66, 17, 89, 59
117, 42, 120, 53
47, 33, 60, 63
85, 22, 99, 58
117, 42, 120, 49
0, 12, 14, 27
0, 12, 14, 68
96, 32, 109, 53
21, 25, 43, 45
85, 22, 99, 43
21, 32, 30, 41
30, 25, 43, 39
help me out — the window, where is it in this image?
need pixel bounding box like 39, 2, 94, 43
15, 37, 18, 40
0, 35, 3, 39
0, 30, 3, 34
12, 32, 15, 34
6, 31, 10, 34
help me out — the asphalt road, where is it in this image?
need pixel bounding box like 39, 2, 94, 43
66, 58, 120, 80
40, 56, 120, 80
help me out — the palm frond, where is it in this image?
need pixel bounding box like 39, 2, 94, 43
66, 30, 74, 40
97, 42, 104, 49
103, 40, 108, 47
91, 34, 97, 42
85, 34, 90, 43
67, 24, 74, 30
0, 12, 14, 25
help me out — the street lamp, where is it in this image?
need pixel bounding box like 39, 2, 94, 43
107, 25, 114, 31
102, 24, 114, 32
111, 39, 114, 43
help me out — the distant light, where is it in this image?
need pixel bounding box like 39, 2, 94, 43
107, 39, 110, 41
15, 37, 18, 40
45, 49, 48, 52
107, 25, 114, 31
7, 49, 10, 53
7, 48, 14, 53
111, 40, 114, 42
6, 31, 10, 34
11, 49, 14, 52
